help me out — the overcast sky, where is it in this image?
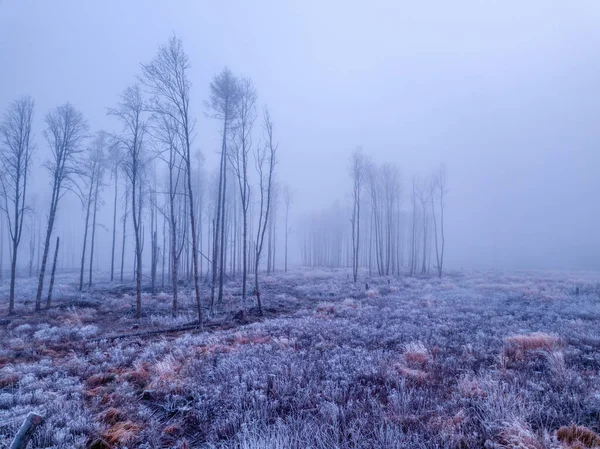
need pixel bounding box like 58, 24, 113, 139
1, 0, 600, 270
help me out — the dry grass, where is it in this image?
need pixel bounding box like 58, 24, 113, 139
497, 420, 544, 449
556, 424, 600, 448
403, 341, 430, 366
395, 365, 430, 385
87, 373, 116, 388
0, 373, 18, 388
102, 421, 141, 445
503, 332, 560, 362
99, 407, 125, 425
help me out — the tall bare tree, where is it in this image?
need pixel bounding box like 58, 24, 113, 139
349, 148, 364, 282
109, 85, 147, 319
229, 77, 255, 300
253, 107, 277, 315
208, 68, 239, 310
154, 113, 185, 315
0, 96, 35, 314
142, 35, 203, 325
36, 103, 88, 311
431, 164, 448, 278
108, 140, 122, 282
78, 132, 105, 291
283, 185, 292, 273
416, 178, 431, 275
88, 134, 106, 288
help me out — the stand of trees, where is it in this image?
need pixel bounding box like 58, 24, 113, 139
0, 35, 282, 322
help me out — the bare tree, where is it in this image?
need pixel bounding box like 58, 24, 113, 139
228, 77, 255, 300
109, 85, 147, 319
431, 164, 448, 278
253, 107, 277, 315
36, 103, 88, 311
142, 35, 203, 325
0, 96, 35, 314
108, 140, 122, 282
78, 132, 105, 291
283, 185, 292, 273
409, 178, 417, 277
349, 148, 364, 282
415, 177, 432, 275
154, 113, 185, 315
88, 134, 106, 288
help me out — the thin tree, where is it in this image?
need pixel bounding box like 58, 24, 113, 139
88, 134, 106, 288
36, 103, 88, 311
349, 148, 364, 282
109, 85, 147, 319
108, 140, 122, 282
283, 185, 292, 273
253, 107, 277, 315
154, 113, 185, 315
0, 96, 35, 314
207, 68, 239, 310
142, 35, 203, 325
78, 133, 105, 291
228, 77, 255, 300
431, 164, 447, 278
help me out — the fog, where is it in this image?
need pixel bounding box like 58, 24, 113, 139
1, 0, 600, 272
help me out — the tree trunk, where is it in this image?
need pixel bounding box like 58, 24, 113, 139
79, 183, 93, 291
88, 178, 100, 288
218, 159, 227, 304
110, 166, 118, 281
120, 183, 129, 283
9, 412, 44, 449
46, 236, 60, 306
35, 182, 59, 311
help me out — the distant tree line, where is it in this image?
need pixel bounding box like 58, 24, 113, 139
300, 148, 448, 279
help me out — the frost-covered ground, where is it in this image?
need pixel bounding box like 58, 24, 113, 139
2, 268, 600, 448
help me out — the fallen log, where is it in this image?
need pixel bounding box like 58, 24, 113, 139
10, 412, 44, 449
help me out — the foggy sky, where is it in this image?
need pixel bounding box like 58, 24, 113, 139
1, 0, 600, 271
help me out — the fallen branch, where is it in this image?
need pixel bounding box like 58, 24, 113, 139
87, 319, 235, 343
10, 412, 44, 449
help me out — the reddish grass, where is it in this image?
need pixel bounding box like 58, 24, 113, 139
102, 421, 141, 445
121, 363, 151, 388
395, 365, 430, 385
503, 332, 560, 362
99, 407, 125, 425
87, 373, 116, 388
403, 342, 430, 366
556, 424, 600, 448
